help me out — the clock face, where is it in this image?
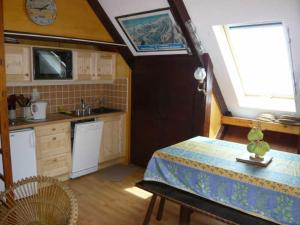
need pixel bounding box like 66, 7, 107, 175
26, 0, 57, 25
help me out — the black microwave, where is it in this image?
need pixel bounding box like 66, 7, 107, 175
33, 47, 73, 80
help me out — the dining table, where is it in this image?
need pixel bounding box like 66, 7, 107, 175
143, 136, 300, 225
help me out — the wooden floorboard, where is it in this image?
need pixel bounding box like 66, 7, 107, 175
66, 168, 226, 225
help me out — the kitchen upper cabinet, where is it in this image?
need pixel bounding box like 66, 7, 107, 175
97, 114, 125, 163
5, 45, 31, 82
95, 52, 116, 81
5, 44, 118, 85
73, 50, 95, 81
73, 50, 116, 81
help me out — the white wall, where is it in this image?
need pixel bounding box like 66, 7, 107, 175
184, 0, 300, 118
99, 0, 300, 118
98, 0, 188, 56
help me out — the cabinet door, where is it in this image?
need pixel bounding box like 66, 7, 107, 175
98, 115, 125, 163
5, 45, 31, 82
95, 52, 116, 81
36, 132, 70, 159
73, 50, 95, 80
37, 153, 71, 177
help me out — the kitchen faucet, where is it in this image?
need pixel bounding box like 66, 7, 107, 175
80, 99, 91, 115
80, 99, 86, 111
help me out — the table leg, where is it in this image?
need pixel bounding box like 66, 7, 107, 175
179, 205, 192, 225
143, 194, 157, 225
156, 197, 166, 221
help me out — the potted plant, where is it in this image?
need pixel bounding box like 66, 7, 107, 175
247, 127, 270, 161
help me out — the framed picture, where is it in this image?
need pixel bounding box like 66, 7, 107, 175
116, 8, 187, 54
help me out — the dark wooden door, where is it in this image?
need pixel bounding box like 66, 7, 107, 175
131, 55, 204, 167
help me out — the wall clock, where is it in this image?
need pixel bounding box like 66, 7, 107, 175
26, 0, 57, 26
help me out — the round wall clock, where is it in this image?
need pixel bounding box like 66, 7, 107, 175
26, 0, 57, 26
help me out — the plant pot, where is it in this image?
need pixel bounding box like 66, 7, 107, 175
250, 154, 264, 162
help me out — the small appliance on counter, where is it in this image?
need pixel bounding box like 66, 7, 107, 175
30, 101, 48, 120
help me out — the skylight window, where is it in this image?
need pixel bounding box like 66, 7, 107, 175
213, 22, 296, 112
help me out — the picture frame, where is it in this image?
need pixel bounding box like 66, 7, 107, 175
116, 8, 187, 54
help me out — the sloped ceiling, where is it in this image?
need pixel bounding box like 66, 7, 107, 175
98, 0, 300, 118
98, 0, 189, 56
183, 0, 300, 118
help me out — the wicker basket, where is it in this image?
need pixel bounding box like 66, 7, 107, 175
0, 176, 78, 225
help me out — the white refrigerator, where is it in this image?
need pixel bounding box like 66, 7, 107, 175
0, 129, 37, 191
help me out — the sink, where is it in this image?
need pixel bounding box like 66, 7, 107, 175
91, 107, 120, 114
60, 107, 120, 117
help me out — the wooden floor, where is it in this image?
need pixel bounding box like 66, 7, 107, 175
66, 167, 226, 225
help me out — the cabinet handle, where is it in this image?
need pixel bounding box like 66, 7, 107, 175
52, 137, 56, 141
52, 128, 56, 131
25, 73, 29, 77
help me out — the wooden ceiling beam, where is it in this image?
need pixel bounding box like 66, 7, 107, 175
87, 0, 134, 69
168, 0, 203, 66
168, 0, 229, 137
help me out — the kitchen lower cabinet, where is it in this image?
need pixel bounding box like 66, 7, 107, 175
97, 114, 125, 163
35, 122, 71, 180
37, 153, 70, 178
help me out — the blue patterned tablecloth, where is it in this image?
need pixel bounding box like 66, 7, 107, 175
144, 136, 300, 225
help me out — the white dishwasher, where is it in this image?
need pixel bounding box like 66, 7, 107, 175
71, 120, 104, 179
0, 129, 37, 191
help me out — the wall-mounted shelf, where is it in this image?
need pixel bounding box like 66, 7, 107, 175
4, 31, 127, 49
221, 116, 300, 135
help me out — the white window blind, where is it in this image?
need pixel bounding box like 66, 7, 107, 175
226, 23, 295, 99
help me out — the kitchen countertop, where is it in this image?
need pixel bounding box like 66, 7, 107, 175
9, 111, 125, 130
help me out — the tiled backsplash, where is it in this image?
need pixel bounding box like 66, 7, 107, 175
7, 78, 128, 117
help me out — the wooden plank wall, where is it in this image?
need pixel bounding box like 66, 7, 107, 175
131, 55, 204, 167
0, 0, 13, 188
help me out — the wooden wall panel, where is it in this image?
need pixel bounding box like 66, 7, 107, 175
131, 55, 205, 167
3, 0, 113, 41
209, 94, 222, 138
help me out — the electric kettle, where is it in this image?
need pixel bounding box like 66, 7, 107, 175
30, 101, 48, 120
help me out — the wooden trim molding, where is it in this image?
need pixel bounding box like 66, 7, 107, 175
0, 0, 13, 188
87, 0, 134, 68
298, 136, 300, 154
216, 125, 227, 140
202, 54, 213, 136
